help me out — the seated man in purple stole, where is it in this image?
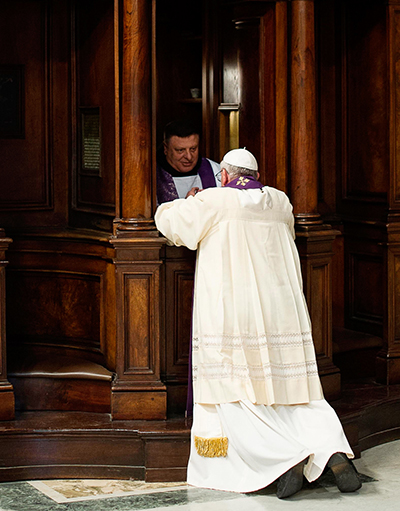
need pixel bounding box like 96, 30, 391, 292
156, 120, 220, 204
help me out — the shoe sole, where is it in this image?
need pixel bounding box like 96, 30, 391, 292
276, 459, 307, 499
328, 453, 362, 493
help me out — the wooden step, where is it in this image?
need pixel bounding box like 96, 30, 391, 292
8, 353, 113, 413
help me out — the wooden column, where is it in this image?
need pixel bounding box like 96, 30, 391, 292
110, 0, 166, 420
290, 0, 320, 226
290, 0, 341, 399
0, 229, 14, 420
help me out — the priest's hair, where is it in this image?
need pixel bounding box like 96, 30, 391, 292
221, 161, 258, 180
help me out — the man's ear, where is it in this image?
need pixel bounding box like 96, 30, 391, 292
163, 141, 168, 155
221, 168, 229, 187
257, 172, 260, 181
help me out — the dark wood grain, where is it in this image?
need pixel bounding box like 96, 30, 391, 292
0, 230, 14, 420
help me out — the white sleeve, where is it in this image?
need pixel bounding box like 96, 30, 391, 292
288, 212, 295, 240
154, 192, 217, 250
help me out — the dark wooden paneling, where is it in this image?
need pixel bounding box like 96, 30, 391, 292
349, 253, 384, 326
7, 270, 101, 351
111, 237, 167, 420
341, 2, 388, 206
221, 2, 270, 182
119, 267, 161, 379
297, 229, 340, 400
10, 377, 111, 413
393, 251, 400, 341
0, 231, 14, 420
0, 1, 49, 210
317, 0, 339, 216
71, 0, 116, 227
331, 229, 345, 329
344, 225, 385, 337
0, 1, 48, 212
145, 437, 190, 481
218, 1, 287, 189
0, 410, 193, 482
125, 275, 152, 373
220, 2, 239, 106
164, 253, 195, 380
0, 435, 144, 472
5, 233, 116, 413
6, 233, 116, 368
236, 18, 262, 167
0, 0, 69, 229
162, 247, 195, 415
391, 5, 400, 209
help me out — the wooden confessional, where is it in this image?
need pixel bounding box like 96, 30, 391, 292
1, 0, 400, 481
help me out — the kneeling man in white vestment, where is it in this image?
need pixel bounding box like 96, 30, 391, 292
154, 148, 361, 499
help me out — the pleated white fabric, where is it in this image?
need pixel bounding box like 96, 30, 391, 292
187, 399, 354, 493
155, 186, 323, 406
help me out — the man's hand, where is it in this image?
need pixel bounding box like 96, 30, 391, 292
186, 187, 202, 198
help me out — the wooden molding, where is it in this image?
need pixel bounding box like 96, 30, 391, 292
296, 225, 341, 400
111, 233, 167, 420
0, 230, 14, 420
377, 222, 400, 384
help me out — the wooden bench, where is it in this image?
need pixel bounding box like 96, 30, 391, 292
8, 351, 114, 413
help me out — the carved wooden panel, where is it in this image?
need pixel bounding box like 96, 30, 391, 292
236, 18, 262, 166
111, 237, 166, 420
331, 230, 345, 329
296, 231, 340, 399
220, 4, 265, 174
0, 0, 70, 229
345, 229, 384, 337
317, 0, 339, 216
165, 268, 194, 379
70, 0, 116, 225
389, 5, 400, 208
0, 231, 14, 420
174, 273, 194, 367
6, 234, 116, 370
0, 0, 51, 211
341, 1, 388, 203
163, 248, 195, 384
116, 262, 162, 381
298, 244, 333, 364
125, 275, 152, 373
0, 264, 4, 379
386, 240, 400, 354
349, 254, 384, 325
7, 270, 101, 353
306, 262, 331, 360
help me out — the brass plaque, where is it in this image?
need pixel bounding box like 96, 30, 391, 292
81, 107, 101, 175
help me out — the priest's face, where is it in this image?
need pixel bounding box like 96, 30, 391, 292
164, 134, 199, 173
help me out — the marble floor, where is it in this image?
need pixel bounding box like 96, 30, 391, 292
0, 439, 398, 511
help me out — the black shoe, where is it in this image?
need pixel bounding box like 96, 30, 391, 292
327, 452, 362, 493
276, 459, 307, 499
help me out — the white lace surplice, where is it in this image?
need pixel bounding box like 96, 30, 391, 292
155, 185, 324, 406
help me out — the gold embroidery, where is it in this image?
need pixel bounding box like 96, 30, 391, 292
237, 177, 250, 186
194, 436, 228, 457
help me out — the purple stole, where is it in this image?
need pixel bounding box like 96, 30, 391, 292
225, 175, 264, 190
186, 175, 264, 416
156, 158, 217, 204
